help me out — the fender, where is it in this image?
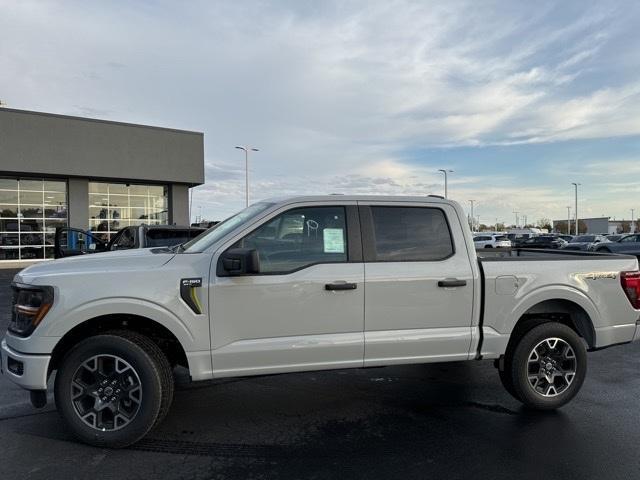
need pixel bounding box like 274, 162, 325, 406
499, 284, 602, 334
10, 296, 204, 356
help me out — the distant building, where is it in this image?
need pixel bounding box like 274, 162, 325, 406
1, 108, 204, 262
552, 217, 636, 235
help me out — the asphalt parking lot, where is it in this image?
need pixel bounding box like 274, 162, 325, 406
1, 268, 640, 479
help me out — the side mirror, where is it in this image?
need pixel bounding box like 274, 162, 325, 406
217, 248, 260, 276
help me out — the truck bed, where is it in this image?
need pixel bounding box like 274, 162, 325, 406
477, 248, 637, 262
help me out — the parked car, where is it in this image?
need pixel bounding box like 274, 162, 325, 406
561, 235, 608, 251
518, 235, 567, 249
3, 195, 640, 448
594, 233, 640, 254
557, 235, 574, 242
473, 234, 512, 248
54, 224, 206, 258
604, 234, 625, 242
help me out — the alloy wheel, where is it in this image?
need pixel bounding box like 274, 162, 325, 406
526, 337, 576, 397
70, 354, 143, 431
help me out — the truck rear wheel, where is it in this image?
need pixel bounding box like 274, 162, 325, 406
504, 322, 587, 410
54, 331, 174, 448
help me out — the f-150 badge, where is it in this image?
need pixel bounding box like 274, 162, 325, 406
180, 278, 203, 314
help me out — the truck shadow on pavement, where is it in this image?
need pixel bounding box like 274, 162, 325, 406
14, 360, 618, 480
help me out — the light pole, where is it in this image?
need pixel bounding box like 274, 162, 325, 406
572, 182, 581, 235
469, 200, 475, 231
437, 169, 453, 198
235, 146, 259, 207
566, 206, 571, 235
632, 208, 636, 233
513, 211, 519, 229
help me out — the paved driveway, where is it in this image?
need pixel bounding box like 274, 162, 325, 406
1, 268, 639, 479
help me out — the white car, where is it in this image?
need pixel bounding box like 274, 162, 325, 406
2, 195, 640, 448
473, 234, 512, 248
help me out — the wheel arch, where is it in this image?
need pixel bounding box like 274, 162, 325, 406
508, 298, 596, 352
49, 314, 189, 374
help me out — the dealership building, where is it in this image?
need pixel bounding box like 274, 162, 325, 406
0, 108, 204, 262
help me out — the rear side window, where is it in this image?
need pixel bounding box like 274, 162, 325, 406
369, 206, 454, 261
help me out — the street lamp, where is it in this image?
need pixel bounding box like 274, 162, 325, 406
235, 146, 259, 207
572, 182, 581, 235
566, 206, 571, 235
469, 200, 475, 231
437, 169, 453, 198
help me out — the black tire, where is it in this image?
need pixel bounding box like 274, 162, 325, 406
54, 331, 174, 448
484, 245, 493, 248
508, 323, 586, 410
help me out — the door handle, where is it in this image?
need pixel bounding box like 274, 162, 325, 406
437, 279, 467, 288
325, 282, 358, 291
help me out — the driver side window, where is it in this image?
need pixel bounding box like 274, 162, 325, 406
234, 206, 348, 274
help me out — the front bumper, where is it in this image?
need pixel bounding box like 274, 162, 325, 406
1, 339, 50, 391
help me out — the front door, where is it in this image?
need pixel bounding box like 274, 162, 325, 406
359, 202, 476, 366
210, 203, 364, 377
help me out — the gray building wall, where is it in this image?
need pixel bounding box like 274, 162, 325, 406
0, 108, 205, 229
68, 178, 89, 230
169, 184, 191, 225
0, 108, 204, 185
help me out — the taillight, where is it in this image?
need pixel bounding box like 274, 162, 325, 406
621, 271, 640, 309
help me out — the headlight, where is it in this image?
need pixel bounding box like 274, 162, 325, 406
8, 284, 54, 337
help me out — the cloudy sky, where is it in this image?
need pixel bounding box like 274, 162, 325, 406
2, 0, 640, 225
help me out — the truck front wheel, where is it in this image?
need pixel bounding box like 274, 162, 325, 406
54, 331, 174, 448
502, 322, 587, 410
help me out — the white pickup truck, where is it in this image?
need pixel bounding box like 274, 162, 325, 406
2, 195, 640, 447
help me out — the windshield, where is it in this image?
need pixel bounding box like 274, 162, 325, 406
573, 236, 595, 242
182, 202, 275, 252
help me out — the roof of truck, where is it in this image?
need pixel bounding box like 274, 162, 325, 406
261, 194, 450, 204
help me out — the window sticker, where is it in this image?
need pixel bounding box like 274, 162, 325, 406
323, 228, 345, 253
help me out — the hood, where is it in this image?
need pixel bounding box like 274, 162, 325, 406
17, 248, 175, 282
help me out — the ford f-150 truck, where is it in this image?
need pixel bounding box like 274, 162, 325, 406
2, 195, 640, 448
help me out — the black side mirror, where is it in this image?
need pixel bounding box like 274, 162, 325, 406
217, 248, 260, 276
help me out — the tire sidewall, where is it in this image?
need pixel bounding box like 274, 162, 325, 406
54, 334, 163, 447
510, 323, 587, 410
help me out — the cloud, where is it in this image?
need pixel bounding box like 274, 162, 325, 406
1, 0, 640, 222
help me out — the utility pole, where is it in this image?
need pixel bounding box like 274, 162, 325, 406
632, 208, 636, 233
437, 169, 453, 198
235, 146, 259, 207
572, 182, 580, 235
513, 211, 519, 229
469, 200, 475, 231
566, 206, 571, 235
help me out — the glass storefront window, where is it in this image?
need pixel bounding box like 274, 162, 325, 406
0, 177, 68, 261
87, 182, 168, 241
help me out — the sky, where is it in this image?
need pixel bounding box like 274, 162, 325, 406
2, 0, 640, 226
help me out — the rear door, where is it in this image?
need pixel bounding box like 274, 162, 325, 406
359, 202, 475, 366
